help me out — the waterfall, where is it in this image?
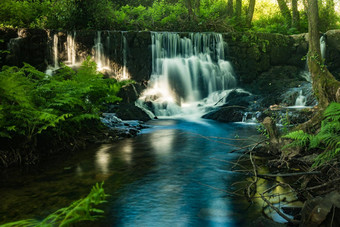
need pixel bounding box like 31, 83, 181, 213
295, 90, 307, 107
138, 32, 237, 117
94, 31, 110, 72
295, 35, 326, 106
241, 112, 259, 124
53, 34, 59, 69
45, 32, 59, 76
92, 31, 130, 80
320, 35, 326, 59
66, 31, 77, 66
121, 31, 129, 80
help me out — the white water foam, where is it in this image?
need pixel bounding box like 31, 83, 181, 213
138, 32, 237, 117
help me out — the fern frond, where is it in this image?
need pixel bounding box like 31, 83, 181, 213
283, 130, 311, 149
323, 102, 340, 122
1, 182, 108, 227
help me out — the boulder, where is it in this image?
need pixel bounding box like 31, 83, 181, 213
202, 106, 245, 122
109, 103, 151, 122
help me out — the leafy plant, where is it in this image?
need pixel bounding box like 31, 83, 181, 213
0, 58, 125, 142
0, 182, 108, 227
283, 102, 340, 167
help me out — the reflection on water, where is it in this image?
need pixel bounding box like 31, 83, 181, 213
0, 119, 264, 226
96, 144, 111, 174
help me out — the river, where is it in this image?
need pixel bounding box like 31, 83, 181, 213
0, 118, 264, 226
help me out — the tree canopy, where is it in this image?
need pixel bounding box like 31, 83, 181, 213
0, 0, 339, 34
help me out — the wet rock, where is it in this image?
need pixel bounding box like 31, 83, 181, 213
325, 30, 340, 78
118, 83, 146, 103
100, 113, 147, 138
224, 89, 254, 107
202, 106, 245, 122
281, 82, 317, 107
107, 103, 151, 122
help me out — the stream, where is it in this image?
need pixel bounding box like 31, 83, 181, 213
0, 118, 265, 226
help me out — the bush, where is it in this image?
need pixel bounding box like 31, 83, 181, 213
0, 59, 125, 142
283, 103, 340, 167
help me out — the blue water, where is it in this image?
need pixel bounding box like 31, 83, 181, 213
0, 118, 261, 226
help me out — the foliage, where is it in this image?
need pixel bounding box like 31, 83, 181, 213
0, 182, 108, 227
283, 103, 340, 167
0, 0, 339, 33
0, 58, 124, 142
0, 0, 52, 29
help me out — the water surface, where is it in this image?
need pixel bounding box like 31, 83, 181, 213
0, 118, 262, 226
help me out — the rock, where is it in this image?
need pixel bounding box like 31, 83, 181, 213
325, 30, 340, 76
224, 89, 253, 107
281, 82, 317, 107
109, 103, 151, 122
300, 191, 340, 226
202, 106, 245, 122
118, 83, 146, 103
100, 113, 147, 139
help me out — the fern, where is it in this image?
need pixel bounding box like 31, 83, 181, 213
0, 59, 128, 141
323, 102, 340, 122
284, 102, 340, 167
282, 130, 312, 149
0, 182, 108, 227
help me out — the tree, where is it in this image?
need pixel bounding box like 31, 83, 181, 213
306, 0, 340, 109
236, 0, 242, 21
277, 0, 292, 26
291, 0, 300, 29
246, 0, 256, 27
227, 0, 234, 17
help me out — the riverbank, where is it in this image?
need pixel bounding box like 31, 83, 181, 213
0, 114, 148, 169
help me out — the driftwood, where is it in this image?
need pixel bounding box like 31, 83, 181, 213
260, 185, 301, 225
262, 117, 282, 154
257, 171, 321, 178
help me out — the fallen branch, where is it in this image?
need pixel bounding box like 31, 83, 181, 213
230, 139, 268, 153
305, 177, 340, 191
257, 171, 321, 178
260, 184, 300, 225
247, 151, 258, 201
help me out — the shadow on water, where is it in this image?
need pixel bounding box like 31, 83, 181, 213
0, 118, 267, 226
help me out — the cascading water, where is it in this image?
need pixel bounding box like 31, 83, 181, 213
45, 33, 59, 76
293, 36, 326, 107
295, 90, 307, 107
138, 32, 237, 117
53, 34, 59, 69
94, 31, 110, 72
66, 31, 77, 66
121, 31, 129, 80
320, 34, 326, 59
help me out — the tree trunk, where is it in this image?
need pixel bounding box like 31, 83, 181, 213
291, 0, 300, 29
246, 0, 256, 27
186, 0, 193, 21
277, 0, 292, 26
236, 0, 242, 20
227, 0, 234, 17
307, 0, 340, 109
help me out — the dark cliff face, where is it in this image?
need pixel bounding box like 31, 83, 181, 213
1, 28, 48, 71
223, 32, 309, 94
1, 28, 340, 97
325, 30, 340, 80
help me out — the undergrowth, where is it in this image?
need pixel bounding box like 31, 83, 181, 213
283, 102, 340, 167
0, 182, 108, 227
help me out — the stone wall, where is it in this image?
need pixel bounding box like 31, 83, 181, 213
1, 28, 340, 99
